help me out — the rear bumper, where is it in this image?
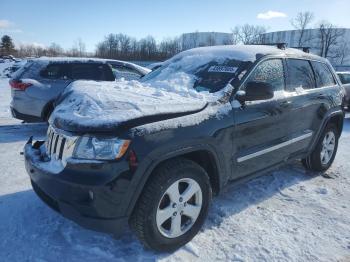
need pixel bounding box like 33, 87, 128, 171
24, 140, 131, 236
10, 106, 43, 122
10, 90, 46, 122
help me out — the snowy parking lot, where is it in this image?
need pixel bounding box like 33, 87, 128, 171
0, 77, 350, 261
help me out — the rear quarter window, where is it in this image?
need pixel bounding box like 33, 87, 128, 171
109, 64, 142, 80
311, 61, 336, 88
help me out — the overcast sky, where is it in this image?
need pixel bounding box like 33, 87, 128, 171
1, 0, 350, 52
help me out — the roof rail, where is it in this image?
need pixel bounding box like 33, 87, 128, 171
249, 42, 287, 50
290, 46, 310, 53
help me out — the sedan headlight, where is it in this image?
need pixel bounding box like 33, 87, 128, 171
73, 136, 130, 160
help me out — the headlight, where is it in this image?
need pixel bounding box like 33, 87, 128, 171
73, 136, 130, 160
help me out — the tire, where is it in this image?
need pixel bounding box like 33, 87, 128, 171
302, 124, 339, 172
130, 158, 212, 252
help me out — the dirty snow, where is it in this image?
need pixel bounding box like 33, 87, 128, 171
1, 71, 350, 261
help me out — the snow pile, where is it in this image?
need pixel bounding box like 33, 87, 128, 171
0, 59, 27, 78
0, 60, 15, 78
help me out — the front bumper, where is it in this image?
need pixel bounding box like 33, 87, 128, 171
24, 139, 132, 236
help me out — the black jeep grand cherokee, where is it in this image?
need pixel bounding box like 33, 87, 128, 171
24, 45, 345, 252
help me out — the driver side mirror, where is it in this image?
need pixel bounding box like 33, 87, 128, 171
236, 81, 274, 103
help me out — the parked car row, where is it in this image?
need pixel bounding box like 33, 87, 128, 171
9, 57, 150, 122
23, 45, 346, 251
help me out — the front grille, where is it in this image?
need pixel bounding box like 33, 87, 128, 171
46, 126, 77, 165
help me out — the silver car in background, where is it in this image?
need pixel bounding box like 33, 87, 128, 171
9, 57, 150, 122
337, 71, 350, 110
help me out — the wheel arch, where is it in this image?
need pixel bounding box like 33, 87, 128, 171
126, 145, 223, 217
41, 100, 55, 121
309, 109, 344, 153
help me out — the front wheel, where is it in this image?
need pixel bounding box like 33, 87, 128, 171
130, 158, 212, 252
302, 124, 339, 172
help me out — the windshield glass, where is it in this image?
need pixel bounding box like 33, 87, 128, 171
141, 51, 253, 93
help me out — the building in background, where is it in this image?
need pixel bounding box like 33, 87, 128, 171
180, 32, 233, 50
261, 28, 350, 68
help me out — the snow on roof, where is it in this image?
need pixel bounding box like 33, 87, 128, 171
30, 57, 150, 73
168, 45, 322, 63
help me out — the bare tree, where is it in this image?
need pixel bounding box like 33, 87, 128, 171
231, 27, 241, 45
159, 37, 181, 59
334, 40, 350, 65
76, 38, 86, 56
206, 33, 216, 46
232, 24, 267, 44
317, 21, 345, 58
47, 43, 63, 57
291, 11, 314, 47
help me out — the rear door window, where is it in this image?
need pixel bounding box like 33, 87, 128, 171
40, 63, 68, 79
311, 61, 336, 88
70, 63, 115, 81
286, 59, 315, 91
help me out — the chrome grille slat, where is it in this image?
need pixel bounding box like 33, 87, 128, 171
45, 126, 78, 166
53, 134, 59, 155
47, 129, 54, 155
54, 136, 62, 159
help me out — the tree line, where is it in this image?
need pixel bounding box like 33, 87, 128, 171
1, 11, 349, 64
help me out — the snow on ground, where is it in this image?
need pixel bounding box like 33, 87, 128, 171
0, 76, 350, 261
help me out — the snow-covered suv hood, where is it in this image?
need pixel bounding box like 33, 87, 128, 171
51, 80, 209, 133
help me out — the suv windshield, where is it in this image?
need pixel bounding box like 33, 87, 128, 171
142, 54, 252, 93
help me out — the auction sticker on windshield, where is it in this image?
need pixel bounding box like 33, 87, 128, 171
208, 66, 238, 73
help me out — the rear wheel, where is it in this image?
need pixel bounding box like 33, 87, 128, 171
130, 158, 212, 252
302, 124, 339, 172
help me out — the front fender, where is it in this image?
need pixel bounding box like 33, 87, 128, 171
123, 140, 226, 217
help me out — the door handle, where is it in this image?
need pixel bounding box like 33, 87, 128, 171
280, 100, 292, 108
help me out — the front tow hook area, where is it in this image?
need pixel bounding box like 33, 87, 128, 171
28, 136, 45, 150
23, 136, 48, 161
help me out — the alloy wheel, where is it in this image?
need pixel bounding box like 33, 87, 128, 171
156, 178, 203, 238
320, 131, 336, 165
